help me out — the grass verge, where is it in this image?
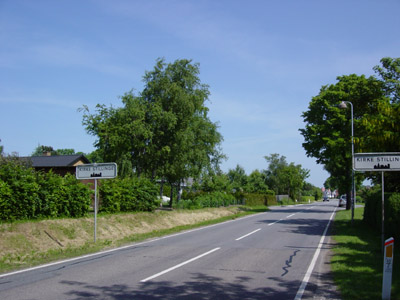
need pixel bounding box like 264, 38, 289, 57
0, 205, 267, 274
331, 207, 399, 299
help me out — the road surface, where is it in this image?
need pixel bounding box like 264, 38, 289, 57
0, 201, 341, 299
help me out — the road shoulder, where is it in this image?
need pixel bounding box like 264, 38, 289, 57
302, 222, 342, 300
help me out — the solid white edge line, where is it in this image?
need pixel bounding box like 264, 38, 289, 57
294, 206, 337, 300
235, 228, 261, 241
140, 247, 221, 282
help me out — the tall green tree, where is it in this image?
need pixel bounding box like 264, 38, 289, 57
264, 154, 309, 200
373, 57, 400, 103
300, 57, 400, 200
245, 169, 270, 194
32, 145, 77, 156
81, 93, 152, 176
263, 153, 287, 194
227, 165, 248, 192
300, 74, 383, 206
140, 59, 222, 193
82, 58, 223, 202
197, 171, 231, 193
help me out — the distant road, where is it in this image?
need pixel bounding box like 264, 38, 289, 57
0, 201, 340, 300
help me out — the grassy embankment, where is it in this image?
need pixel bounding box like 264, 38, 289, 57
331, 206, 399, 299
0, 206, 268, 274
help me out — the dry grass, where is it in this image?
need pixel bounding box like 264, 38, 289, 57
0, 207, 243, 271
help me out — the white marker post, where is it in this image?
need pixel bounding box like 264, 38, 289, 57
76, 163, 117, 242
382, 237, 394, 300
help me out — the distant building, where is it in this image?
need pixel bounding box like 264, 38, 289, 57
22, 154, 90, 177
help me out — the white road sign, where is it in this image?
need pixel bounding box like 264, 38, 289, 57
76, 163, 117, 179
354, 153, 400, 171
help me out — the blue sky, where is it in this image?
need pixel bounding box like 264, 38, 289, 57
1, 0, 399, 187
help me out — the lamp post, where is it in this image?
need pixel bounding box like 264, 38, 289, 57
339, 101, 355, 223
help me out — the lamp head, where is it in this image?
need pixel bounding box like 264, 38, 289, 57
339, 101, 348, 109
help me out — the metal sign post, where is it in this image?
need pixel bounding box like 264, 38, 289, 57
94, 178, 97, 242
382, 172, 385, 252
76, 163, 117, 242
382, 237, 394, 300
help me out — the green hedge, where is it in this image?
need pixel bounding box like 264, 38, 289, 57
265, 195, 278, 206
364, 191, 400, 241
0, 158, 91, 221
243, 193, 264, 206
301, 196, 314, 202
175, 192, 237, 209
99, 177, 159, 213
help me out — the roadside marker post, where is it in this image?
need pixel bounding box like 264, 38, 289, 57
382, 237, 394, 300
76, 163, 117, 242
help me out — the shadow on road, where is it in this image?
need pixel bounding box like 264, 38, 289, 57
60, 265, 344, 300
256, 217, 334, 237
60, 272, 301, 300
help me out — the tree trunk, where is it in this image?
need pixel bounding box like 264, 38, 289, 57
160, 179, 164, 198
169, 184, 174, 208
177, 181, 182, 203
346, 191, 351, 210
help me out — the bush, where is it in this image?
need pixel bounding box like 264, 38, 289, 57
99, 177, 159, 213
0, 158, 92, 221
265, 195, 278, 206
175, 192, 237, 209
364, 190, 400, 241
301, 196, 314, 202
279, 197, 296, 206
386, 193, 400, 241
0, 158, 40, 220
243, 193, 266, 206
0, 180, 13, 220
61, 174, 92, 217
35, 170, 63, 218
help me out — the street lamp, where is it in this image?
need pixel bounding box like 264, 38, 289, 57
339, 101, 355, 223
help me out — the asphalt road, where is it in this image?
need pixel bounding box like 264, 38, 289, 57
0, 201, 341, 300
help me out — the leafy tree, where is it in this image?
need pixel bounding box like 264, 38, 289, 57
55, 148, 76, 155
85, 149, 104, 163
32, 145, 55, 156
263, 154, 287, 195
300, 57, 400, 199
0, 139, 3, 156
227, 165, 248, 192
141, 58, 223, 201
300, 74, 382, 206
245, 169, 270, 193
302, 182, 322, 200
82, 59, 223, 203
81, 93, 151, 176
373, 57, 400, 103
264, 154, 309, 200
197, 171, 231, 193
32, 145, 77, 156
